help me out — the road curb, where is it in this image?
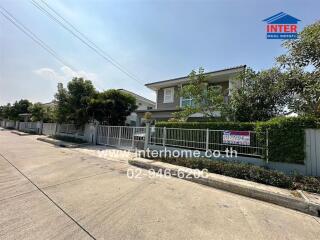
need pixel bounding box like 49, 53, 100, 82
37, 137, 88, 148
11, 130, 34, 136
129, 158, 320, 217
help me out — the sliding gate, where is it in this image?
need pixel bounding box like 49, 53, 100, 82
97, 126, 146, 150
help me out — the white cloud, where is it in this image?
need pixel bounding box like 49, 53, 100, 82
33, 66, 99, 84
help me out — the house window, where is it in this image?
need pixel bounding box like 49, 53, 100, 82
163, 87, 174, 103
181, 97, 194, 107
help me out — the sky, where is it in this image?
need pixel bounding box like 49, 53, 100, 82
0, 0, 319, 105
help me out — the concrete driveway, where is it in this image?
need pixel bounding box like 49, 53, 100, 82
0, 130, 320, 240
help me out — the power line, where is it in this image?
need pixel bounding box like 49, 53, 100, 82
0, 6, 76, 71
31, 0, 146, 86
0, 6, 103, 91
40, 0, 142, 82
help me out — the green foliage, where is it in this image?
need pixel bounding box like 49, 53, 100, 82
149, 157, 320, 193
256, 116, 319, 164
230, 68, 290, 122
277, 21, 320, 69
0, 99, 32, 120
152, 157, 293, 189
54, 79, 136, 126
277, 21, 320, 117
156, 121, 255, 131
174, 67, 229, 121
54, 78, 97, 125
28, 103, 55, 122
89, 89, 137, 125
279, 68, 320, 118
54, 83, 70, 123
156, 117, 319, 164
50, 135, 87, 144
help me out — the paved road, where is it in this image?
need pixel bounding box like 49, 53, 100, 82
0, 129, 320, 240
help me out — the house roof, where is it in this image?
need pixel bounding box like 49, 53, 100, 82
118, 89, 155, 105
145, 65, 246, 90
263, 12, 300, 24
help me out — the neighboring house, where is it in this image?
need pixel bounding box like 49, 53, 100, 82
42, 100, 57, 108
118, 89, 156, 126
137, 65, 246, 123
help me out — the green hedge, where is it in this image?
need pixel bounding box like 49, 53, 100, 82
256, 117, 318, 164
156, 117, 319, 164
155, 121, 256, 131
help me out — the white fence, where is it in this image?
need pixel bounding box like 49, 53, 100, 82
2, 120, 15, 128
57, 124, 84, 136
19, 122, 38, 133
2, 120, 320, 176
97, 126, 146, 150
42, 123, 57, 136
149, 127, 266, 158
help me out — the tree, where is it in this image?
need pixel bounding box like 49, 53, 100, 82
89, 89, 137, 125
277, 21, 320, 117
0, 100, 33, 120
54, 78, 136, 125
28, 103, 55, 122
174, 68, 228, 121
0, 104, 11, 119
0, 106, 4, 119
54, 78, 96, 125
230, 68, 289, 122
277, 21, 320, 69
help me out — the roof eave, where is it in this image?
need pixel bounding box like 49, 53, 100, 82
145, 65, 246, 91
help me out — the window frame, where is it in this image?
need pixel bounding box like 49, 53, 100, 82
180, 97, 194, 107
163, 87, 174, 103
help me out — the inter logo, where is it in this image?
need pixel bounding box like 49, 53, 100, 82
263, 12, 300, 39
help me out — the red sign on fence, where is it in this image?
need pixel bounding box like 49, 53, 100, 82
223, 131, 250, 146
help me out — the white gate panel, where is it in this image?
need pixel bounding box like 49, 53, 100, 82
97, 125, 145, 150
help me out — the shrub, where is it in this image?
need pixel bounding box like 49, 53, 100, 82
256, 116, 319, 164
291, 175, 320, 194
156, 121, 256, 131
156, 117, 319, 164
151, 157, 320, 193
50, 135, 87, 144
154, 157, 293, 189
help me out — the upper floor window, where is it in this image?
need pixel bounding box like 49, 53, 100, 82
163, 87, 174, 103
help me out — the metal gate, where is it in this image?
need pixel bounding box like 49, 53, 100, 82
97, 126, 146, 150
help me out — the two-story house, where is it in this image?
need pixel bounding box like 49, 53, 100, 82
118, 89, 156, 126
136, 65, 246, 124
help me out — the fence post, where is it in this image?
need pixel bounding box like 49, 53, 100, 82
118, 126, 122, 146
163, 127, 166, 146
94, 124, 99, 145
39, 121, 43, 135
131, 127, 135, 148
144, 122, 150, 150
54, 123, 58, 136
206, 128, 209, 151
266, 129, 269, 163
107, 126, 110, 145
